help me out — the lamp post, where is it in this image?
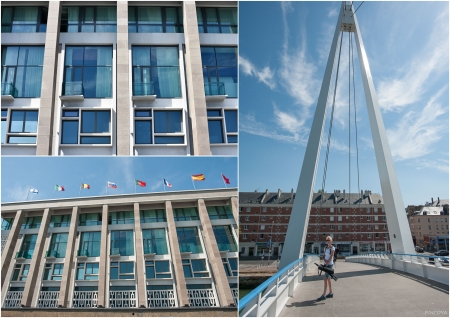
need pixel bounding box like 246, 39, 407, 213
268, 221, 274, 261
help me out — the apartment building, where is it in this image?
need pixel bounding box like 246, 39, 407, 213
1, 188, 238, 310
239, 189, 390, 257
1, 1, 238, 156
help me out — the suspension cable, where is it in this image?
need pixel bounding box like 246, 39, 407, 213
352, 1, 365, 16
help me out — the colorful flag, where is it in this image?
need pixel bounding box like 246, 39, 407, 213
30, 188, 39, 194
191, 174, 205, 181
107, 182, 117, 189
55, 185, 65, 191
135, 179, 146, 187
164, 179, 172, 188
221, 173, 230, 184
80, 183, 90, 189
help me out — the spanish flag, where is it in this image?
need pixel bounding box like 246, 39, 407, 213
80, 183, 90, 189
191, 174, 205, 181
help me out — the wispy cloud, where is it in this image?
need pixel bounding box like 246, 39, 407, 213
412, 159, 449, 173
328, 8, 338, 17
239, 56, 276, 89
6, 183, 30, 202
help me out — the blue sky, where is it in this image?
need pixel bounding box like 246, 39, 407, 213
239, 1, 449, 206
1, 157, 237, 202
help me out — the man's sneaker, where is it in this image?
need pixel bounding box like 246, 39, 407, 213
326, 293, 333, 298
316, 295, 326, 301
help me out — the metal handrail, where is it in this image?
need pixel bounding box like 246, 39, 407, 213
204, 82, 225, 96
62, 81, 83, 96
1, 82, 17, 97
133, 82, 155, 96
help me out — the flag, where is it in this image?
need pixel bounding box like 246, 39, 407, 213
221, 173, 230, 184
164, 179, 172, 188
55, 185, 65, 191
135, 179, 146, 187
30, 188, 39, 194
267, 239, 271, 247
191, 174, 205, 181
108, 182, 117, 189
81, 183, 90, 189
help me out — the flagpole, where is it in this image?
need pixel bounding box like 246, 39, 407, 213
52, 187, 55, 199
191, 178, 196, 190
106, 182, 108, 196
79, 184, 81, 197
221, 173, 227, 188
26, 187, 30, 201
134, 180, 136, 194
163, 177, 165, 192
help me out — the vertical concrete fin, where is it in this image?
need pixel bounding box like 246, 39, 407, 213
1, 210, 25, 286
97, 205, 109, 308
134, 202, 147, 308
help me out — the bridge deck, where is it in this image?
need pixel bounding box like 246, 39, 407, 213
279, 261, 448, 317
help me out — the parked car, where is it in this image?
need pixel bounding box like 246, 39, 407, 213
415, 246, 424, 253
434, 250, 449, 256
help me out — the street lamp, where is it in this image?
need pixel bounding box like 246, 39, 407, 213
268, 221, 274, 261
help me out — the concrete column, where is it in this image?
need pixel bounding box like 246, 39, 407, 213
165, 201, 189, 306
36, 1, 61, 155
230, 197, 238, 224
116, 1, 130, 155
1, 210, 25, 287
97, 205, 109, 308
197, 199, 234, 307
21, 208, 52, 307
57, 207, 79, 307
133, 203, 147, 307
183, 1, 211, 156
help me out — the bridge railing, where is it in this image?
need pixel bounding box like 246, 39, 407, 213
346, 252, 449, 285
239, 254, 320, 317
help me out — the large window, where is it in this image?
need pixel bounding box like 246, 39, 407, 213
1, 217, 14, 230
21, 216, 42, 229
11, 264, 30, 281
207, 109, 237, 144
47, 233, 68, 258
201, 47, 237, 98
76, 262, 99, 280
17, 234, 37, 259
1, 7, 48, 33
132, 46, 181, 98
42, 263, 64, 281
145, 260, 171, 279
222, 258, 237, 276
176, 227, 203, 254
63, 46, 112, 98
135, 109, 184, 145
2, 46, 44, 97
140, 209, 166, 223
5, 110, 39, 144
197, 7, 237, 34
1, 109, 6, 144
61, 109, 111, 145
111, 230, 134, 256
128, 7, 183, 33
49, 214, 71, 228
173, 208, 199, 221
61, 7, 116, 33
207, 206, 234, 220
78, 232, 101, 257
79, 213, 102, 226
142, 229, 168, 255
213, 225, 237, 252
109, 211, 134, 225
110, 261, 134, 280
182, 259, 209, 278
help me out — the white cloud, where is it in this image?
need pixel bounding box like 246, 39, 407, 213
328, 8, 338, 18
6, 183, 30, 202
412, 159, 449, 173
239, 56, 276, 89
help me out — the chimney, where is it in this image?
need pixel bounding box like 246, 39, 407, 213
432, 197, 434, 204
290, 188, 294, 200
277, 189, 282, 199
261, 189, 269, 203
438, 197, 440, 204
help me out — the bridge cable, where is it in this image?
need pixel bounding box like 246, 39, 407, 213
351, 1, 365, 17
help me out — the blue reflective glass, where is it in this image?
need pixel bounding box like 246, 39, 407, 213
1, 120, 6, 144
80, 136, 110, 144
96, 111, 110, 132
183, 265, 192, 278
81, 111, 95, 133
154, 136, 184, 144
207, 110, 221, 117
200, 47, 216, 66
24, 110, 38, 132
110, 267, 118, 279
9, 110, 24, 132
8, 136, 36, 144
146, 266, 155, 279
155, 261, 169, 273
62, 110, 79, 117
135, 110, 151, 117
225, 110, 237, 132
65, 47, 84, 66
135, 120, 152, 144
208, 120, 223, 143
1, 110, 7, 117
154, 111, 181, 133
227, 135, 238, 143
215, 47, 237, 66
81, 111, 110, 133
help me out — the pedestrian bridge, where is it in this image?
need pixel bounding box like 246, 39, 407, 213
239, 254, 449, 317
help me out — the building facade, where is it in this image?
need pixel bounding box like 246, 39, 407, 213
1, 188, 238, 310
1, 1, 238, 156
239, 189, 391, 257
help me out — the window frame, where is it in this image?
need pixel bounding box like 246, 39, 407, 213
110, 261, 135, 280
1, 7, 48, 33
75, 262, 99, 281
196, 7, 237, 34
42, 263, 64, 281
142, 228, 168, 255
145, 260, 172, 279
60, 6, 117, 33
182, 259, 209, 278
207, 108, 238, 144
1, 108, 39, 144
221, 257, 237, 277
49, 214, 71, 228
128, 6, 183, 33
11, 263, 30, 281
78, 213, 102, 226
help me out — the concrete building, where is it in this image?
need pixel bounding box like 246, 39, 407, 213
0, 188, 238, 311
239, 189, 391, 257
1, 1, 238, 156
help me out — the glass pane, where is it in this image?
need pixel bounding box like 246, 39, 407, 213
132, 47, 151, 66
81, 111, 95, 133
10, 110, 24, 132
215, 47, 237, 66
61, 121, 78, 144
154, 136, 184, 144
146, 266, 155, 279
80, 136, 110, 144
96, 111, 110, 132
135, 110, 151, 117
1, 120, 6, 144
96, 7, 116, 24
110, 266, 118, 279
208, 120, 223, 143
200, 47, 216, 66
154, 111, 181, 133
207, 110, 221, 117
24, 111, 38, 132
65, 47, 84, 66
62, 110, 79, 117
155, 261, 169, 273
225, 110, 237, 132
18, 47, 44, 66
183, 265, 192, 278
227, 135, 238, 143
135, 120, 152, 144
8, 136, 36, 144
15, 66, 43, 97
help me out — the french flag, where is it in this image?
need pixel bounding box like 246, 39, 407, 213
164, 178, 172, 188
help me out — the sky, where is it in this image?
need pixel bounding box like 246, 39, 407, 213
1, 157, 237, 203
239, 1, 449, 206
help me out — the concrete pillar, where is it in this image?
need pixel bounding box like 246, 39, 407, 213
183, 1, 211, 156
1, 210, 25, 287
230, 197, 238, 224
133, 203, 147, 307
197, 199, 234, 307
57, 207, 79, 307
97, 205, 109, 308
21, 208, 52, 307
165, 201, 189, 306
116, 1, 130, 155
36, 1, 61, 155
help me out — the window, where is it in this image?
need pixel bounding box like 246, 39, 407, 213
142, 229, 168, 255
330, 208, 334, 212
49, 215, 71, 228
21, 216, 42, 229
201, 47, 237, 97
222, 258, 237, 276
243, 234, 247, 239
11, 264, 30, 281
207, 109, 238, 144
338, 234, 342, 239
367, 233, 372, 239
79, 213, 102, 226
1, 7, 48, 33
129, 7, 183, 33
262, 207, 267, 212
429, 225, 431, 230
63, 46, 112, 98
260, 225, 265, 230
177, 227, 203, 253
183, 259, 209, 278
366, 208, 370, 213
246, 207, 251, 212
140, 209, 166, 223
207, 206, 233, 220
383, 216, 386, 221
196, 7, 237, 33
76, 262, 99, 280
367, 216, 371, 221
110, 230, 134, 256
338, 216, 342, 222
374, 216, 378, 221
135, 109, 184, 144
367, 225, 371, 230
383, 233, 387, 238
61, 110, 111, 144
375, 233, 379, 238
78, 232, 101, 257
42, 263, 64, 281
245, 216, 249, 221
244, 225, 248, 230
174, 208, 199, 221
145, 260, 171, 279
60, 7, 116, 33
17, 234, 37, 259
4, 109, 39, 144
213, 225, 237, 252
109, 211, 134, 224
330, 216, 334, 221
259, 234, 264, 239
338, 225, 342, 230
375, 225, 379, 230
1, 218, 14, 230
132, 46, 181, 98
330, 225, 334, 230
47, 233, 68, 258
261, 216, 266, 221
428, 218, 430, 223
110, 261, 134, 280
436, 225, 439, 230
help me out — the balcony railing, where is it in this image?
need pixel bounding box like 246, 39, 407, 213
187, 288, 219, 307
15, 250, 31, 259
62, 82, 83, 96
109, 291, 137, 308
37, 291, 59, 308
45, 250, 60, 258
77, 249, 90, 257
72, 291, 98, 308
3, 291, 23, 308
1, 82, 18, 97
147, 290, 176, 308
217, 243, 238, 252
133, 82, 155, 96
204, 82, 225, 96
231, 288, 238, 307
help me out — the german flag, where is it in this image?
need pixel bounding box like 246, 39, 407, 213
191, 174, 205, 181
